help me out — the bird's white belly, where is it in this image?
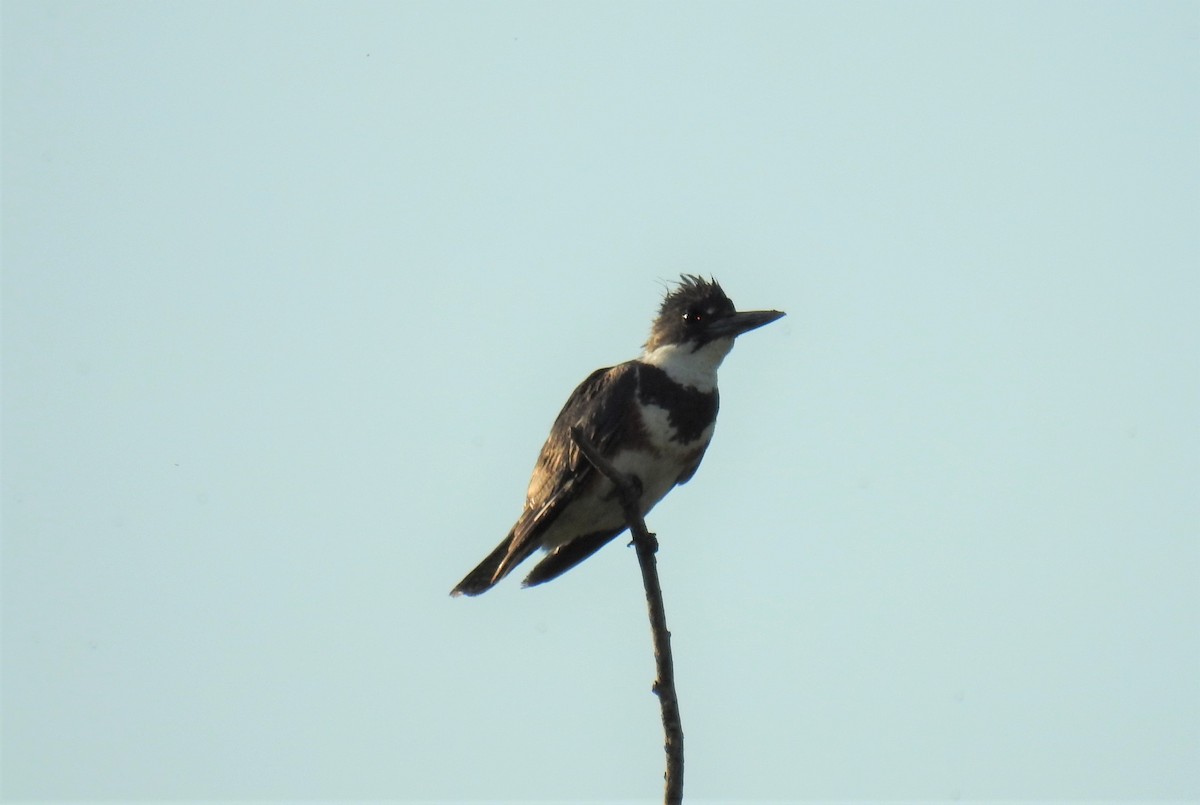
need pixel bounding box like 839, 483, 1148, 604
536, 446, 681, 549
537, 489, 628, 548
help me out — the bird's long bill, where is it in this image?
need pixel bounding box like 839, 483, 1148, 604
709, 309, 786, 338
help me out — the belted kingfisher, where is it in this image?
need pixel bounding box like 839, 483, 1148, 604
451, 275, 784, 596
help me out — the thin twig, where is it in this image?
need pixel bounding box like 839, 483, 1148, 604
570, 426, 684, 805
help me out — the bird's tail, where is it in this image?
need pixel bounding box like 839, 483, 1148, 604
449, 529, 537, 597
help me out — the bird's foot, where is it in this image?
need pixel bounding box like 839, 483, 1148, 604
628, 531, 658, 551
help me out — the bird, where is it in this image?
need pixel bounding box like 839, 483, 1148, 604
451, 275, 784, 596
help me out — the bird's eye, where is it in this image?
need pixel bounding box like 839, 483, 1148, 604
683, 309, 703, 324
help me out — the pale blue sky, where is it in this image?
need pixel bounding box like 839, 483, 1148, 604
3, 1, 1198, 802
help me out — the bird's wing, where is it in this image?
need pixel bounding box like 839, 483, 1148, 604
496, 361, 641, 574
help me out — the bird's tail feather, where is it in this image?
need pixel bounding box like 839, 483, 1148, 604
450, 529, 537, 597
521, 527, 625, 588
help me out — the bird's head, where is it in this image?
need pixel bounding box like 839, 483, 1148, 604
644, 275, 784, 353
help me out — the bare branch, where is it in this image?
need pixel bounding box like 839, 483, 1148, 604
570, 426, 684, 805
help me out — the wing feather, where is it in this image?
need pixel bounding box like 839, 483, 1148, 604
493, 361, 641, 578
